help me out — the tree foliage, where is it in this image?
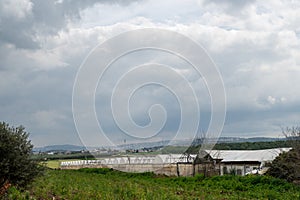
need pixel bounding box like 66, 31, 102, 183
213, 140, 291, 150
0, 122, 44, 194
267, 126, 300, 183
267, 149, 300, 182
282, 126, 300, 150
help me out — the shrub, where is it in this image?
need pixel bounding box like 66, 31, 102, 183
0, 122, 44, 195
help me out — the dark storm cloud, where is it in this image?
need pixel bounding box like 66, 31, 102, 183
0, 0, 139, 49
0, 0, 299, 146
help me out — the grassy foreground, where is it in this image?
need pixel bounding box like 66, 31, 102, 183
6, 168, 300, 200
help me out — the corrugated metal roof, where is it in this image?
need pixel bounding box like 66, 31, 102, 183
206, 148, 291, 162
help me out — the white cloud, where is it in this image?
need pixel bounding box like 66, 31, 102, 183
267, 96, 276, 105
1, 0, 300, 146
0, 0, 33, 20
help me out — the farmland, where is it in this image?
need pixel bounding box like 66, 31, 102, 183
6, 168, 300, 200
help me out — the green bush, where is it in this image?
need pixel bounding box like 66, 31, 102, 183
0, 122, 44, 195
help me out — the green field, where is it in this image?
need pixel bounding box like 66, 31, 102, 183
40, 160, 61, 169
6, 168, 300, 200
41, 159, 84, 169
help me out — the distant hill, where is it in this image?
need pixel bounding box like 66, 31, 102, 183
33, 144, 86, 152
33, 137, 286, 152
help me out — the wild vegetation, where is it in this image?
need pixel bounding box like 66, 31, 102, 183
4, 168, 300, 200
0, 122, 44, 195
267, 127, 300, 183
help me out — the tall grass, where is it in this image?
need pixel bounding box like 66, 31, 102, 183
5, 168, 300, 200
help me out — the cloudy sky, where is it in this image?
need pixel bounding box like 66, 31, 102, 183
1, 0, 299, 147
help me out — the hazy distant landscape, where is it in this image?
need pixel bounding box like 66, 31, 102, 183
2, 122, 300, 199
33, 136, 287, 152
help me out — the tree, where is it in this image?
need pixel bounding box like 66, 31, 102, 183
267, 126, 300, 183
282, 126, 300, 150
0, 122, 44, 194
181, 131, 207, 163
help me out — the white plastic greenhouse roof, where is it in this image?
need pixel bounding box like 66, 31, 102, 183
206, 148, 291, 162
60, 154, 198, 167
60, 148, 292, 167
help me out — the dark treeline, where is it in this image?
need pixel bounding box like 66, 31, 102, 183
32, 152, 95, 161
180, 140, 292, 154
213, 140, 292, 150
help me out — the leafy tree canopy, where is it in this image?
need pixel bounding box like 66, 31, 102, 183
267, 127, 300, 184
0, 122, 44, 194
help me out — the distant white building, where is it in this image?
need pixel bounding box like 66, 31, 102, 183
206, 148, 291, 176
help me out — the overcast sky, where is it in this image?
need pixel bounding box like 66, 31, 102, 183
0, 0, 299, 147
